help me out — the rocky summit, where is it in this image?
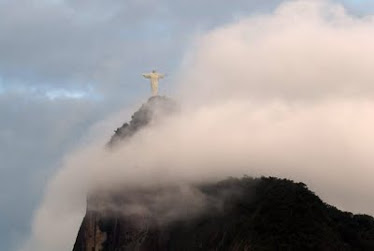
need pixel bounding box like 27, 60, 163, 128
107, 96, 178, 146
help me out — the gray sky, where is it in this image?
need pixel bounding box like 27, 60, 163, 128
1, 1, 374, 250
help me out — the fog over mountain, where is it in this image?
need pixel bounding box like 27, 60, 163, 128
21, 1, 374, 250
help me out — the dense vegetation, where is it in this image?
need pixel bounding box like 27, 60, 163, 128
74, 177, 374, 251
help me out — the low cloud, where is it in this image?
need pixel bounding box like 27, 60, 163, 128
23, 1, 374, 250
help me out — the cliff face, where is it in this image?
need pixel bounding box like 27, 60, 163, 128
73, 97, 374, 251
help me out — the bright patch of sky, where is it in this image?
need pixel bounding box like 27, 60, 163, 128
339, 0, 374, 14
0, 77, 97, 100
45, 89, 88, 100
0, 78, 4, 94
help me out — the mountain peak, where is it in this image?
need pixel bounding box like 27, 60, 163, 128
108, 96, 177, 146
73, 97, 374, 251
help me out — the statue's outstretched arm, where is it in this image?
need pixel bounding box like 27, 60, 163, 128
142, 73, 151, 78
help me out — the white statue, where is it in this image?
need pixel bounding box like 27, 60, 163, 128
142, 70, 165, 96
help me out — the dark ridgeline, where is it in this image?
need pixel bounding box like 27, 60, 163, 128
107, 96, 178, 147
73, 96, 374, 251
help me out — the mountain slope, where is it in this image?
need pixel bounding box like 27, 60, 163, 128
73, 97, 374, 251
73, 177, 374, 251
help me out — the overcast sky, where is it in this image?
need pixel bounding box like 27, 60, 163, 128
1, 1, 374, 250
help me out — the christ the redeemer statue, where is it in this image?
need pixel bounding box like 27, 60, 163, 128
142, 70, 164, 96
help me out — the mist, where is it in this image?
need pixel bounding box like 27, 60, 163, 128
23, 1, 374, 250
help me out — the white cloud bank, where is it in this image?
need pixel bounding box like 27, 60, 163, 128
23, 1, 374, 250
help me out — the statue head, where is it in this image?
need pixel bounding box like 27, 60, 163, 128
152, 70, 156, 73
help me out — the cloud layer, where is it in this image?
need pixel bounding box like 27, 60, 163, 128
2, 1, 289, 250
178, 0, 374, 103
24, 1, 374, 250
